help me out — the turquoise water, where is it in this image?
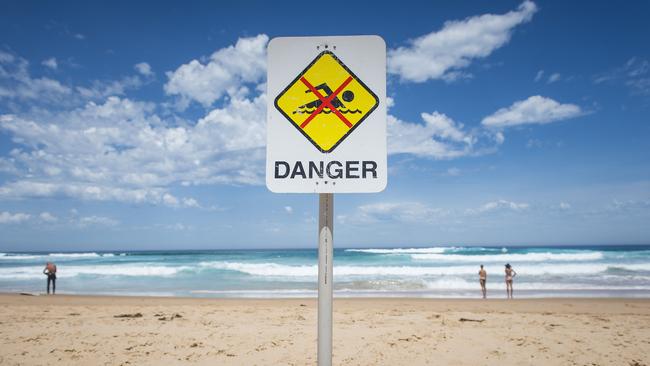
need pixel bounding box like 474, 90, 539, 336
1, 245, 649, 298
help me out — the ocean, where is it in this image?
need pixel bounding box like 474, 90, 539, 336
1, 245, 649, 298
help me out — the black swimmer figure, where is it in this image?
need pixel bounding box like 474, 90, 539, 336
295, 83, 354, 113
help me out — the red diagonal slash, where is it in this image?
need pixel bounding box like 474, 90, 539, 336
299, 76, 354, 129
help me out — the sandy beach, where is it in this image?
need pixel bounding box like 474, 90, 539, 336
0, 294, 648, 365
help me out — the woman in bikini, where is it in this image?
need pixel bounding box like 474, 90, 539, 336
505, 263, 516, 299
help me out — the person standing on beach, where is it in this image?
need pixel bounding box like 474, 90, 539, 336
479, 265, 487, 299
43, 262, 57, 295
505, 263, 516, 299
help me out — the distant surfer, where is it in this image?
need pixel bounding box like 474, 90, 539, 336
479, 265, 487, 299
43, 262, 57, 295
505, 263, 516, 299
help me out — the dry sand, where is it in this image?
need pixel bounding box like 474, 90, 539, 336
0, 294, 648, 365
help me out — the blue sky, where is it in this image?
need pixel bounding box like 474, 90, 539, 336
0, 0, 648, 250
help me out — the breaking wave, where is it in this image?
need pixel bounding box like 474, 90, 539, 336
0, 252, 103, 260
345, 247, 451, 254
2, 247, 648, 298
0, 264, 191, 280
411, 252, 604, 262
422, 278, 650, 291
0, 252, 122, 260
198, 261, 650, 278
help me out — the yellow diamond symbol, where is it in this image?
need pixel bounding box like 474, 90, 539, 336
274, 51, 379, 153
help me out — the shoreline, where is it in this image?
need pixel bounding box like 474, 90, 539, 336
3, 292, 650, 302
1, 294, 649, 365
5, 288, 650, 300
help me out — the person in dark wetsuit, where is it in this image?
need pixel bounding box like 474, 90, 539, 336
43, 262, 57, 294
296, 83, 354, 112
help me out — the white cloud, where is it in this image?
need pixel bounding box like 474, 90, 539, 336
0, 181, 197, 208
547, 72, 561, 83
386, 96, 395, 110
166, 222, 192, 231
388, 112, 477, 159
340, 197, 589, 226
446, 167, 461, 176
2, 23, 546, 215
0, 51, 15, 63
481, 95, 584, 128
75, 76, 144, 100
195, 94, 267, 154
420, 112, 471, 142
42, 57, 58, 70
134, 62, 153, 76
181, 198, 200, 208
526, 138, 543, 148
494, 131, 505, 144
0, 50, 147, 106
608, 199, 650, 212
339, 202, 447, 224
0, 52, 72, 103
164, 34, 269, 107
39, 212, 58, 222
594, 58, 650, 96
0, 211, 31, 224
78, 215, 118, 227
466, 199, 529, 214
534, 70, 544, 82
0, 90, 267, 205
387, 1, 537, 82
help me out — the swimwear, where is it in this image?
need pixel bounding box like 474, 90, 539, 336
47, 274, 56, 294
505, 269, 513, 282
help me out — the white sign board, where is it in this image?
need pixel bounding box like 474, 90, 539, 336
266, 35, 387, 193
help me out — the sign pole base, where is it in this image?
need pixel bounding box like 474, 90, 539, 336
318, 193, 333, 366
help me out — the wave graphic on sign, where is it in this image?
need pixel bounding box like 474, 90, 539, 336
293, 108, 362, 115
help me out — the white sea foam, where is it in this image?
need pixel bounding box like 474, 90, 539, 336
345, 247, 451, 254
411, 251, 604, 262
0, 254, 41, 260
192, 284, 650, 298
421, 278, 650, 291
48, 253, 101, 258
0, 264, 190, 280
3, 260, 648, 281
198, 261, 650, 278
609, 263, 650, 271
199, 261, 316, 276
0, 252, 101, 260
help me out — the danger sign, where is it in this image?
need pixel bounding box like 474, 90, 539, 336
266, 36, 386, 193
274, 51, 379, 153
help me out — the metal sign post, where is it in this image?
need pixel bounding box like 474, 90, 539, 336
318, 193, 333, 366
267, 36, 386, 366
